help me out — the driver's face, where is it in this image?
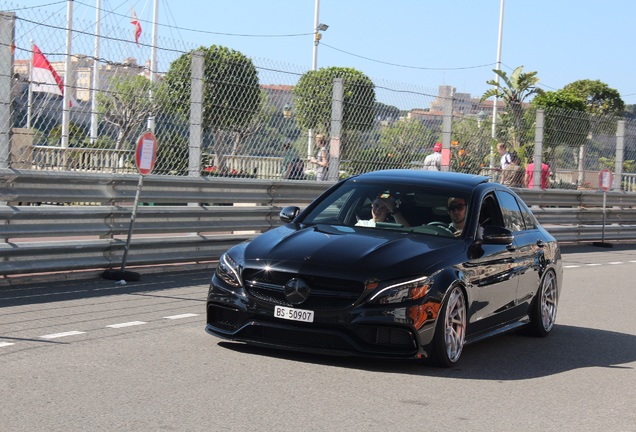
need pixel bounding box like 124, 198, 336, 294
447, 198, 466, 224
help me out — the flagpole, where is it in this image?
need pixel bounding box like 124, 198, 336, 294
61, 0, 73, 149
27, 40, 33, 128
147, 0, 158, 133
90, 0, 101, 144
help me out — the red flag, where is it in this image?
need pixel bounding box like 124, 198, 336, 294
131, 8, 142, 45
31, 44, 64, 97
31, 44, 77, 108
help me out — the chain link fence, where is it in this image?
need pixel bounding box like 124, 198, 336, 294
2, 1, 636, 190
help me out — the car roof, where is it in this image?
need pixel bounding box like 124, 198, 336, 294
350, 169, 490, 192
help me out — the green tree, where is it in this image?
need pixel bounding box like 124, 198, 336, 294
164, 45, 261, 170
97, 75, 161, 150
624, 104, 636, 120
532, 89, 590, 169
562, 79, 624, 116
378, 118, 434, 161
293, 66, 376, 134
450, 116, 492, 174
481, 66, 543, 149
375, 101, 401, 122
47, 122, 87, 147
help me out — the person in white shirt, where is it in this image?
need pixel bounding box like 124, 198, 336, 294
423, 142, 442, 171
497, 142, 511, 169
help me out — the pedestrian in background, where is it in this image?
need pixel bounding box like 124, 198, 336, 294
281, 140, 304, 180
497, 143, 512, 169
423, 142, 442, 171
501, 152, 524, 188
525, 158, 551, 189
310, 134, 329, 181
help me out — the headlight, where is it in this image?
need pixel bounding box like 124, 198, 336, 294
216, 253, 242, 288
367, 276, 430, 305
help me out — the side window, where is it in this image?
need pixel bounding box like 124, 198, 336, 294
495, 190, 525, 232
517, 197, 538, 230
479, 194, 505, 228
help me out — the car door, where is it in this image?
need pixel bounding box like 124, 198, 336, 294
496, 190, 546, 314
465, 192, 519, 335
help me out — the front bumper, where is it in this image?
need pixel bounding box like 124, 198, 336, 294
205, 275, 437, 360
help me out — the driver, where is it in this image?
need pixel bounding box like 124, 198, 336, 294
447, 197, 467, 236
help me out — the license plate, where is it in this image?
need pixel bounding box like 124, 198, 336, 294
274, 305, 314, 323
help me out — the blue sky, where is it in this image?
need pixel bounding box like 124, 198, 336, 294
10, 0, 636, 105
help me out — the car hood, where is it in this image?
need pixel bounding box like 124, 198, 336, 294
240, 224, 465, 281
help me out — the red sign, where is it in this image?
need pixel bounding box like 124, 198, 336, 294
135, 131, 157, 176
598, 168, 613, 191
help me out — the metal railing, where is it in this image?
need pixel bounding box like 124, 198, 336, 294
2, 170, 636, 282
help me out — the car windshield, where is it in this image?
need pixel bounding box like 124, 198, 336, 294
301, 180, 470, 238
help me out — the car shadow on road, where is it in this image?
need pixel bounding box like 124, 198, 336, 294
217, 324, 636, 379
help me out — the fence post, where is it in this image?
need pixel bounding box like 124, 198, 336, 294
614, 120, 625, 191
440, 91, 453, 172
533, 109, 544, 189
0, 12, 15, 171
189, 51, 204, 177
327, 77, 343, 182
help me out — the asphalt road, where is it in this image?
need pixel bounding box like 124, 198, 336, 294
1, 244, 635, 432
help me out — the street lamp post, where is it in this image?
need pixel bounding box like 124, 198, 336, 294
309, 0, 328, 160
490, 0, 505, 170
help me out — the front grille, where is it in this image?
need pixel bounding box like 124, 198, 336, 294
242, 269, 364, 309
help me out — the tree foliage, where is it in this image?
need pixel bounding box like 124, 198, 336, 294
532, 89, 590, 154
97, 75, 161, 150
293, 67, 376, 134
532, 90, 587, 111
164, 45, 262, 171
375, 102, 401, 122
378, 118, 434, 157
481, 66, 543, 149
561, 79, 624, 116
164, 45, 261, 134
47, 122, 87, 147
624, 104, 636, 120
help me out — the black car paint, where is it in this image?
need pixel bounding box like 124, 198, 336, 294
206, 170, 562, 360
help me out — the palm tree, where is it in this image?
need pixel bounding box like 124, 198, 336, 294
481, 66, 543, 148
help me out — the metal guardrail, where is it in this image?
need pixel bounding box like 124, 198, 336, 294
2, 169, 636, 281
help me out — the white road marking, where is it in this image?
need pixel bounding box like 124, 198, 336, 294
609, 261, 624, 265
40, 331, 85, 339
106, 321, 147, 329
0, 342, 15, 348
164, 313, 199, 320
586, 263, 602, 266
564, 265, 581, 268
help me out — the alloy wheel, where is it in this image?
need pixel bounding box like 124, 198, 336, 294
540, 271, 558, 332
444, 287, 467, 363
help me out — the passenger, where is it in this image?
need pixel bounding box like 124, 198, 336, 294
447, 197, 467, 236
356, 196, 410, 227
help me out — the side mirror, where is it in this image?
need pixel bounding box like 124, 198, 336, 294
481, 225, 513, 245
279, 206, 300, 223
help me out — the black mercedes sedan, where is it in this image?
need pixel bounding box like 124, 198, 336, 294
205, 170, 562, 367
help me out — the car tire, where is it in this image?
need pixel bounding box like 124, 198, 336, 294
527, 270, 558, 337
432, 285, 467, 367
